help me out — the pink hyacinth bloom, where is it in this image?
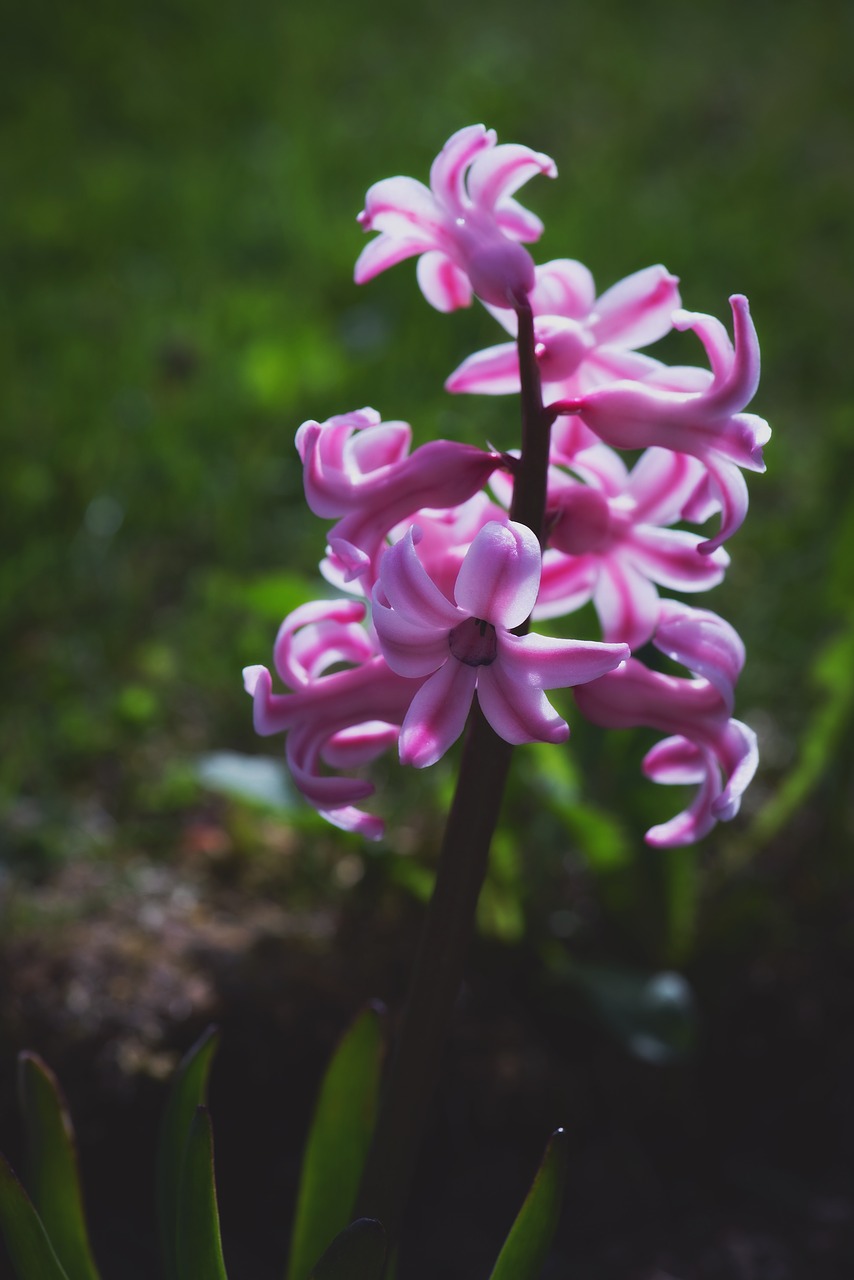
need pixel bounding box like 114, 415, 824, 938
372, 521, 628, 768
244, 601, 420, 839
446, 259, 682, 397
537, 444, 730, 649
354, 124, 556, 311
554, 295, 771, 552
573, 602, 757, 846
296, 407, 504, 589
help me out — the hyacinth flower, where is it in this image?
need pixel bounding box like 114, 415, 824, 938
553, 294, 771, 551
535, 444, 730, 648
297, 406, 504, 588
244, 600, 421, 839
372, 521, 629, 767
446, 259, 682, 397
574, 601, 758, 846
242, 124, 769, 1248
354, 123, 556, 311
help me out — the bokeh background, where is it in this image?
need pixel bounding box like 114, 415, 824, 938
2, 0, 853, 1276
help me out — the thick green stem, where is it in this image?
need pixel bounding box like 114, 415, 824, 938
354, 298, 552, 1246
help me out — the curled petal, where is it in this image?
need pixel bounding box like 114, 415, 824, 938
654, 601, 745, 713
322, 721, 401, 769
674, 294, 760, 415
372, 591, 453, 677
380, 527, 463, 628
713, 720, 759, 820
429, 124, 495, 208
697, 453, 750, 552
273, 599, 373, 687
642, 738, 722, 846
467, 143, 557, 216
399, 659, 477, 767
454, 520, 541, 629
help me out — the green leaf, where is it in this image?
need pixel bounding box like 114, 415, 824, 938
0, 1154, 72, 1280
286, 1005, 385, 1280
488, 1129, 568, 1280
16, 1053, 101, 1280
307, 1219, 386, 1280
175, 1107, 229, 1280
157, 1026, 220, 1280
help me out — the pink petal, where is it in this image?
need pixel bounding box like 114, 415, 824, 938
274, 599, 373, 687
593, 558, 661, 649
454, 520, 541, 629
625, 448, 706, 524
445, 342, 521, 395
697, 453, 749, 552
354, 233, 436, 285
416, 250, 473, 311
372, 593, 452, 678
534, 317, 594, 384
568, 442, 630, 498
579, 348, 666, 391
347, 419, 412, 472
529, 259, 596, 319
713, 720, 758, 819
399, 660, 477, 767
674, 295, 761, 416
533, 550, 598, 620
643, 741, 721, 847
641, 735, 706, 785
493, 197, 546, 242
467, 142, 557, 213
321, 721, 400, 768
320, 806, 385, 841
429, 124, 495, 209
591, 265, 681, 349
654, 602, 745, 713
627, 526, 729, 591
380, 527, 463, 628
476, 660, 568, 746
359, 175, 446, 239
498, 632, 629, 689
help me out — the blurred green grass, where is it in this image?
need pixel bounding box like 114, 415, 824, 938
1, 0, 853, 946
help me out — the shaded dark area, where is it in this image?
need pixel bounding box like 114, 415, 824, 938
1, 819, 852, 1278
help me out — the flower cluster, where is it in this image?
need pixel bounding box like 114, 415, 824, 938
246, 125, 767, 844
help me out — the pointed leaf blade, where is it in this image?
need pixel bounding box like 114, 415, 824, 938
157, 1026, 219, 1280
0, 1154, 73, 1280
17, 1053, 101, 1280
176, 1107, 229, 1280
308, 1218, 386, 1280
287, 1004, 385, 1280
488, 1129, 568, 1280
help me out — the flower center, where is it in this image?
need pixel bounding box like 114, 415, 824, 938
448, 617, 498, 667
